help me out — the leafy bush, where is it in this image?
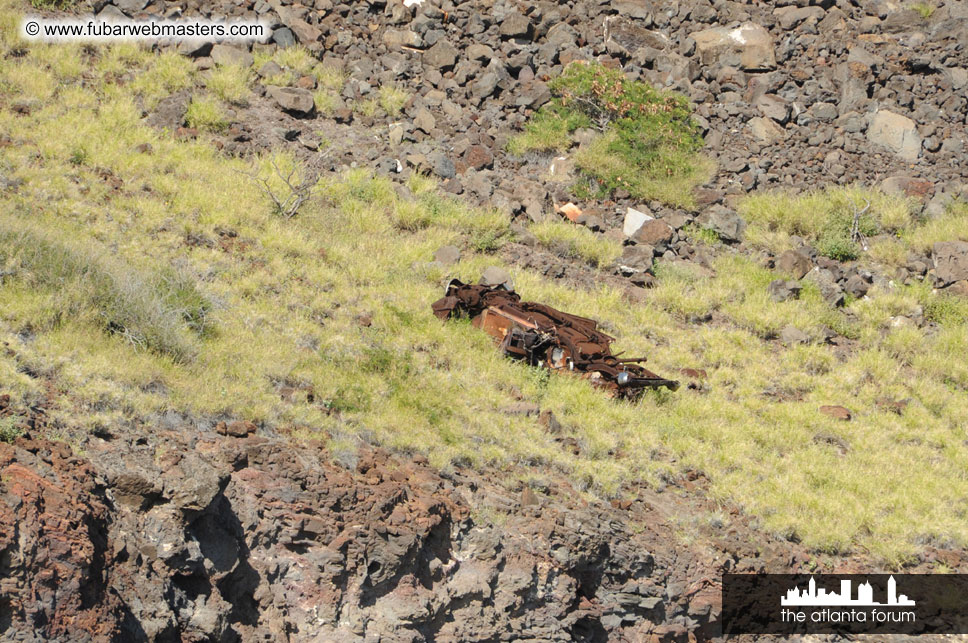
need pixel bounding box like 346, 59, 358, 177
508, 62, 709, 207
816, 205, 879, 261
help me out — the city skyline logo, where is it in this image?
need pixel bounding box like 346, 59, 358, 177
781, 576, 915, 607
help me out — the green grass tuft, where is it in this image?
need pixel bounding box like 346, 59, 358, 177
910, 2, 935, 19
508, 62, 710, 207
207, 64, 251, 106
379, 85, 409, 117
185, 95, 229, 133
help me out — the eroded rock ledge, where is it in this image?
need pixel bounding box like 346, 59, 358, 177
1, 428, 818, 642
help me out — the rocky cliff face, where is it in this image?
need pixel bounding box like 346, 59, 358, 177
2, 426, 831, 642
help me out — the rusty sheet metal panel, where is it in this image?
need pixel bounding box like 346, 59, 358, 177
431, 279, 679, 397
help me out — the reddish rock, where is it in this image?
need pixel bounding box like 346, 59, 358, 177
632, 219, 675, 246
294, 74, 317, 90
819, 405, 852, 421
0, 439, 125, 640
463, 144, 494, 170
880, 175, 935, 201
217, 420, 257, 437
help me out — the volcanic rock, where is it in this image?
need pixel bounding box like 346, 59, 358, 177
691, 23, 776, 72
867, 111, 921, 162
933, 241, 968, 285
697, 205, 745, 243
267, 86, 315, 116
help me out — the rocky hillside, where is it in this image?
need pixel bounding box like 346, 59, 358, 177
102, 0, 968, 207
3, 0, 968, 640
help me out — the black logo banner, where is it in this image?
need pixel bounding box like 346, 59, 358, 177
723, 574, 968, 635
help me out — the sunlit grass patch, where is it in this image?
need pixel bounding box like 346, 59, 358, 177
206, 64, 251, 106
28, 42, 85, 79
904, 199, 968, 252
740, 185, 916, 259
272, 45, 317, 76
130, 51, 194, 109
530, 220, 622, 268
0, 222, 209, 361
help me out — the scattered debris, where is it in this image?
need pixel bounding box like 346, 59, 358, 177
432, 279, 679, 397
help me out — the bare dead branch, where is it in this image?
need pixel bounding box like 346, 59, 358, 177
237, 158, 321, 219
850, 197, 872, 251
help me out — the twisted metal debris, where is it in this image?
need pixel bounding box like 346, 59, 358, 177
432, 279, 679, 398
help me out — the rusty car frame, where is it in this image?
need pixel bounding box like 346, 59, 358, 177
432, 279, 679, 398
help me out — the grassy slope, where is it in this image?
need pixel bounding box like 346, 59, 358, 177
2, 5, 968, 565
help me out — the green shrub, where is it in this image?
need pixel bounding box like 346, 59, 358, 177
0, 417, 23, 443
816, 206, 878, 261
508, 62, 709, 207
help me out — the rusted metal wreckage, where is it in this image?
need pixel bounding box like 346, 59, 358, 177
432, 280, 679, 398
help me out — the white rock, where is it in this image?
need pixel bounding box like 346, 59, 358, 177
623, 207, 654, 238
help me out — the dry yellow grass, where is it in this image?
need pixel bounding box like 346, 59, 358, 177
1, 2, 968, 566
